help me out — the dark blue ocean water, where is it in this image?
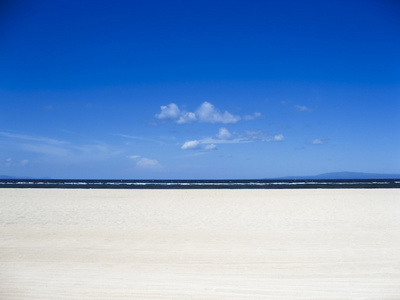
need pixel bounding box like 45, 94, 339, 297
0, 179, 399, 189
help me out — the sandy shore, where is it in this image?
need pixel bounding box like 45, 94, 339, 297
1, 188, 399, 299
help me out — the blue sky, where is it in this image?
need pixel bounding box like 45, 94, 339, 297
0, 0, 399, 179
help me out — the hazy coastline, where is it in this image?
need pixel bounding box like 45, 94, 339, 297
1, 177, 400, 189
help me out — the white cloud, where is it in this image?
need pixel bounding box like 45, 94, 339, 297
181, 140, 217, 151
177, 112, 197, 124
216, 127, 232, 140
204, 144, 217, 150
155, 102, 242, 124
20, 159, 29, 166
274, 134, 285, 141
128, 155, 163, 169
244, 112, 262, 120
155, 103, 181, 120
136, 158, 163, 169
184, 129, 284, 152
201, 137, 247, 144
181, 140, 201, 150
196, 102, 241, 124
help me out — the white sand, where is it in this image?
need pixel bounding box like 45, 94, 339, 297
1, 188, 399, 299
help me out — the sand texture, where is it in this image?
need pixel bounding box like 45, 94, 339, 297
1, 188, 400, 299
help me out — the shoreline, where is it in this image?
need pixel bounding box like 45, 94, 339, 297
1, 188, 400, 299
2, 178, 400, 190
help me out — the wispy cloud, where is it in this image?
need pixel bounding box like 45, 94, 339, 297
128, 155, 163, 169
117, 134, 164, 145
20, 159, 29, 166
216, 128, 284, 143
0, 131, 121, 163
200, 137, 248, 144
203, 144, 217, 150
136, 158, 163, 169
240, 130, 271, 142
181, 127, 284, 150
156, 102, 243, 124
21, 143, 71, 157
0, 131, 68, 145
311, 139, 325, 145
5, 158, 12, 166
3, 158, 29, 167
294, 105, 312, 112
244, 112, 262, 120
273, 134, 285, 141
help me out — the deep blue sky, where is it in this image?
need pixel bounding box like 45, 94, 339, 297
1, 0, 399, 179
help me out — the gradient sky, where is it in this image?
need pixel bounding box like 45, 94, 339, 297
1, 0, 399, 179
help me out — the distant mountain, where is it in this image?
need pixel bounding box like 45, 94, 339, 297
275, 172, 400, 180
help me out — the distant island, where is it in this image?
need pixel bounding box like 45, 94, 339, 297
274, 172, 400, 180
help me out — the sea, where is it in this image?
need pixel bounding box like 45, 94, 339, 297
0, 179, 399, 189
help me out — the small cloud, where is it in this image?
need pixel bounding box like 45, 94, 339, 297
295, 105, 312, 112
129, 155, 163, 169
241, 130, 271, 142
244, 112, 262, 120
204, 144, 217, 151
118, 134, 163, 145
181, 140, 217, 151
181, 140, 201, 150
177, 112, 197, 124
136, 158, 163, 169
196, 102, 241, 124
311, 139, 324, 145
20, 159, 29, 166
273, 134, 285, 141
216, 127, 232, 140
155, 103, 181, 120
5, 158, 12, 166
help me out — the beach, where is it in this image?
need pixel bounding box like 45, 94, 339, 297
1, 188, 399, 299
